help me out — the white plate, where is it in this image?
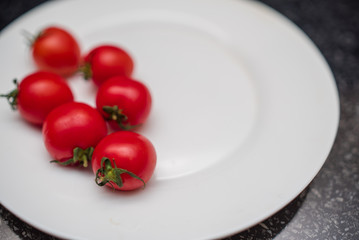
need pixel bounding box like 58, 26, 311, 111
0, 0, 339, 239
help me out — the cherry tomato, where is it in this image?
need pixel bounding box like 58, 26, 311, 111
31, 26, 81, 77
0, 71, 74, 125
96, 76, 152, 130
42, 102, 108, 167
92, 131, 156, 191
82, 45, 134, 86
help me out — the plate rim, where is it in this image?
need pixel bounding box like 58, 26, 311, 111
0, 0, 340, 239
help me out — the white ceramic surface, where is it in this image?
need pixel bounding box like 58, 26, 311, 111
0, 0, 339, 239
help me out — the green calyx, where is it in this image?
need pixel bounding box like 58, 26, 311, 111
0, 79, 19, 110
51, 147, 94, 167
102, 105, 139, 131
95, 157, 145, 189
22, 29, 42, 47
78, 62, 92, 80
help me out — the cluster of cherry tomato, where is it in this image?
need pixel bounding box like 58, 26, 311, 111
1, 26, 156, 191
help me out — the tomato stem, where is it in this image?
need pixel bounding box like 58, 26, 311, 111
102, 105, 140, 130
22, 29, 43, 47
22, 30, 35, 47
78, 62, 92, 80
95, 157, 145, 189
51, 147, 94, 167
0, 79, 19, 110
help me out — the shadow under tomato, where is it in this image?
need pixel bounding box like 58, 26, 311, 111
22, 118, 43, 131
49, 159, 95, 176
94, 179, 152, 198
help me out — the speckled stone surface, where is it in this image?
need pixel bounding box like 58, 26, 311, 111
0, 0, 358, 239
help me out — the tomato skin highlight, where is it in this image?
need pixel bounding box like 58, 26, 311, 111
96, 76, 152, 130
42, 102, 108, 163
5, 71, 74, 125
92, 131, 157, 191
32, 26, 81, 77
83, 45, 134, 86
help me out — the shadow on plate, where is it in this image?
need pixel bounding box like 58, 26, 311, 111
0, 204, 59, 240
0, 187, 309, 240
222, 187, 309, 240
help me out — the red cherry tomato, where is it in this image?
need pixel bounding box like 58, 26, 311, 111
31, 26, 81, 77
42, 102, 108, 167
0, 71, 74, 125
92, 131, 157, 191
96, 76, 152, 131
83, 45, 134, 86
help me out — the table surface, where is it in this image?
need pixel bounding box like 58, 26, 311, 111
0, 0, 358, 239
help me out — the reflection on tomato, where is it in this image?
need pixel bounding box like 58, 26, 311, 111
96, 76, 152, 131
1, 71, 74, 125
31, 26, 81, 77
42, 102, 108, 167
92, 131, 157, 191
83, 45, 134, 86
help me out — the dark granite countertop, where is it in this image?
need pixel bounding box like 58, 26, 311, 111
1, 0, 358, 239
